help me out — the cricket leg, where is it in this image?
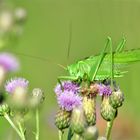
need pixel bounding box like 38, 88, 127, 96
115, 37, 126, 52
89, 37, 112, 81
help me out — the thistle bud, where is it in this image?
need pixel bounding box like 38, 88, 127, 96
97, 137, 107, 140
30, 88, 45, 108
83, 126, 98, 140
0, 104, 10, 116
83, 96, 96, 125
100, 97, 117, 121
110, 90, 124, 109
71, 106, 86, 134
55, 109, 71, 130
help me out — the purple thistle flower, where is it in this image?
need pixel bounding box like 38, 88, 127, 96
0, 52, 19, 72
54, 81, 80, 96
98, 84, 112, 96
5, 77, 29, 94
57, 91, 82, 111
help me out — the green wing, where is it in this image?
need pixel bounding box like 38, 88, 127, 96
85, 48, 140, 80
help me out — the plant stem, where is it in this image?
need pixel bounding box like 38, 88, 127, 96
105, 118, 114, 140
67, 128, 73, 140
59, 130, 63, 140
4, 113, 22, 139
18, 122, 26, 140
36, 108, 39, 140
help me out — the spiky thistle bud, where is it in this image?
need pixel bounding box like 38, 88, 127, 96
100, 97, 117, 121
83, 126, 99, 140
0, 104, 10, 116
55, 109, 71, 130
71, 106, 86, 134
97, 137, 107, 140
83, 96, 96, 125
110, 90, 124, 109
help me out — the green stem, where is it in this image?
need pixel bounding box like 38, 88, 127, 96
59, 130, 63, 140
105, 118, 114, 140
4, 113, 22, 139
67, 128, 73, 140
18, 122, 26, 140
36, 108, 39, 140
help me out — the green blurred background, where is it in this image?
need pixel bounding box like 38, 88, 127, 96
1, 0, 140, 139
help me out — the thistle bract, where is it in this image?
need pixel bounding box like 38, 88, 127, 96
100, 97, 117, 121
0, 104, 10, 116
55, 109, 71, 130
110, 90, 124, 109
83, 96, 96, 125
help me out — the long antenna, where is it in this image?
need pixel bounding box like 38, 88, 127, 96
67, 21, 72, 61
10, 51, 67, 70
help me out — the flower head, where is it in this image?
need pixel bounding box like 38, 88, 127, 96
54, 81, 80, 96
0, 53, 19, 72
5, 77, 29, 94
98, 84, 112, 96
57, 91, 82, 111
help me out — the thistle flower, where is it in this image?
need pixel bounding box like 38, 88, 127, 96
0, 52, 19, 72
5, 77, 29, 94
54, 81, 80, 96
5, 77, 29, 108
57, 91, 82, 111
55, 109, 71, 130
98, 84, 112, 96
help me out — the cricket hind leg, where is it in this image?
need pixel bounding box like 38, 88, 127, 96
89, 37, 112, 82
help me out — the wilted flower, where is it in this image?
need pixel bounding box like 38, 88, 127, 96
57, 91, 82, 111
14, 8, 27, 22
0, 10, 13, 32
0, 52, 19, 72
98, 84, 112, 96
54, 81, 80, 96
5, 77, 29, 94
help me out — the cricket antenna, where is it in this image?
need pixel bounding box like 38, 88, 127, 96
67, 21, 72, 61
10, 51, 67, 70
